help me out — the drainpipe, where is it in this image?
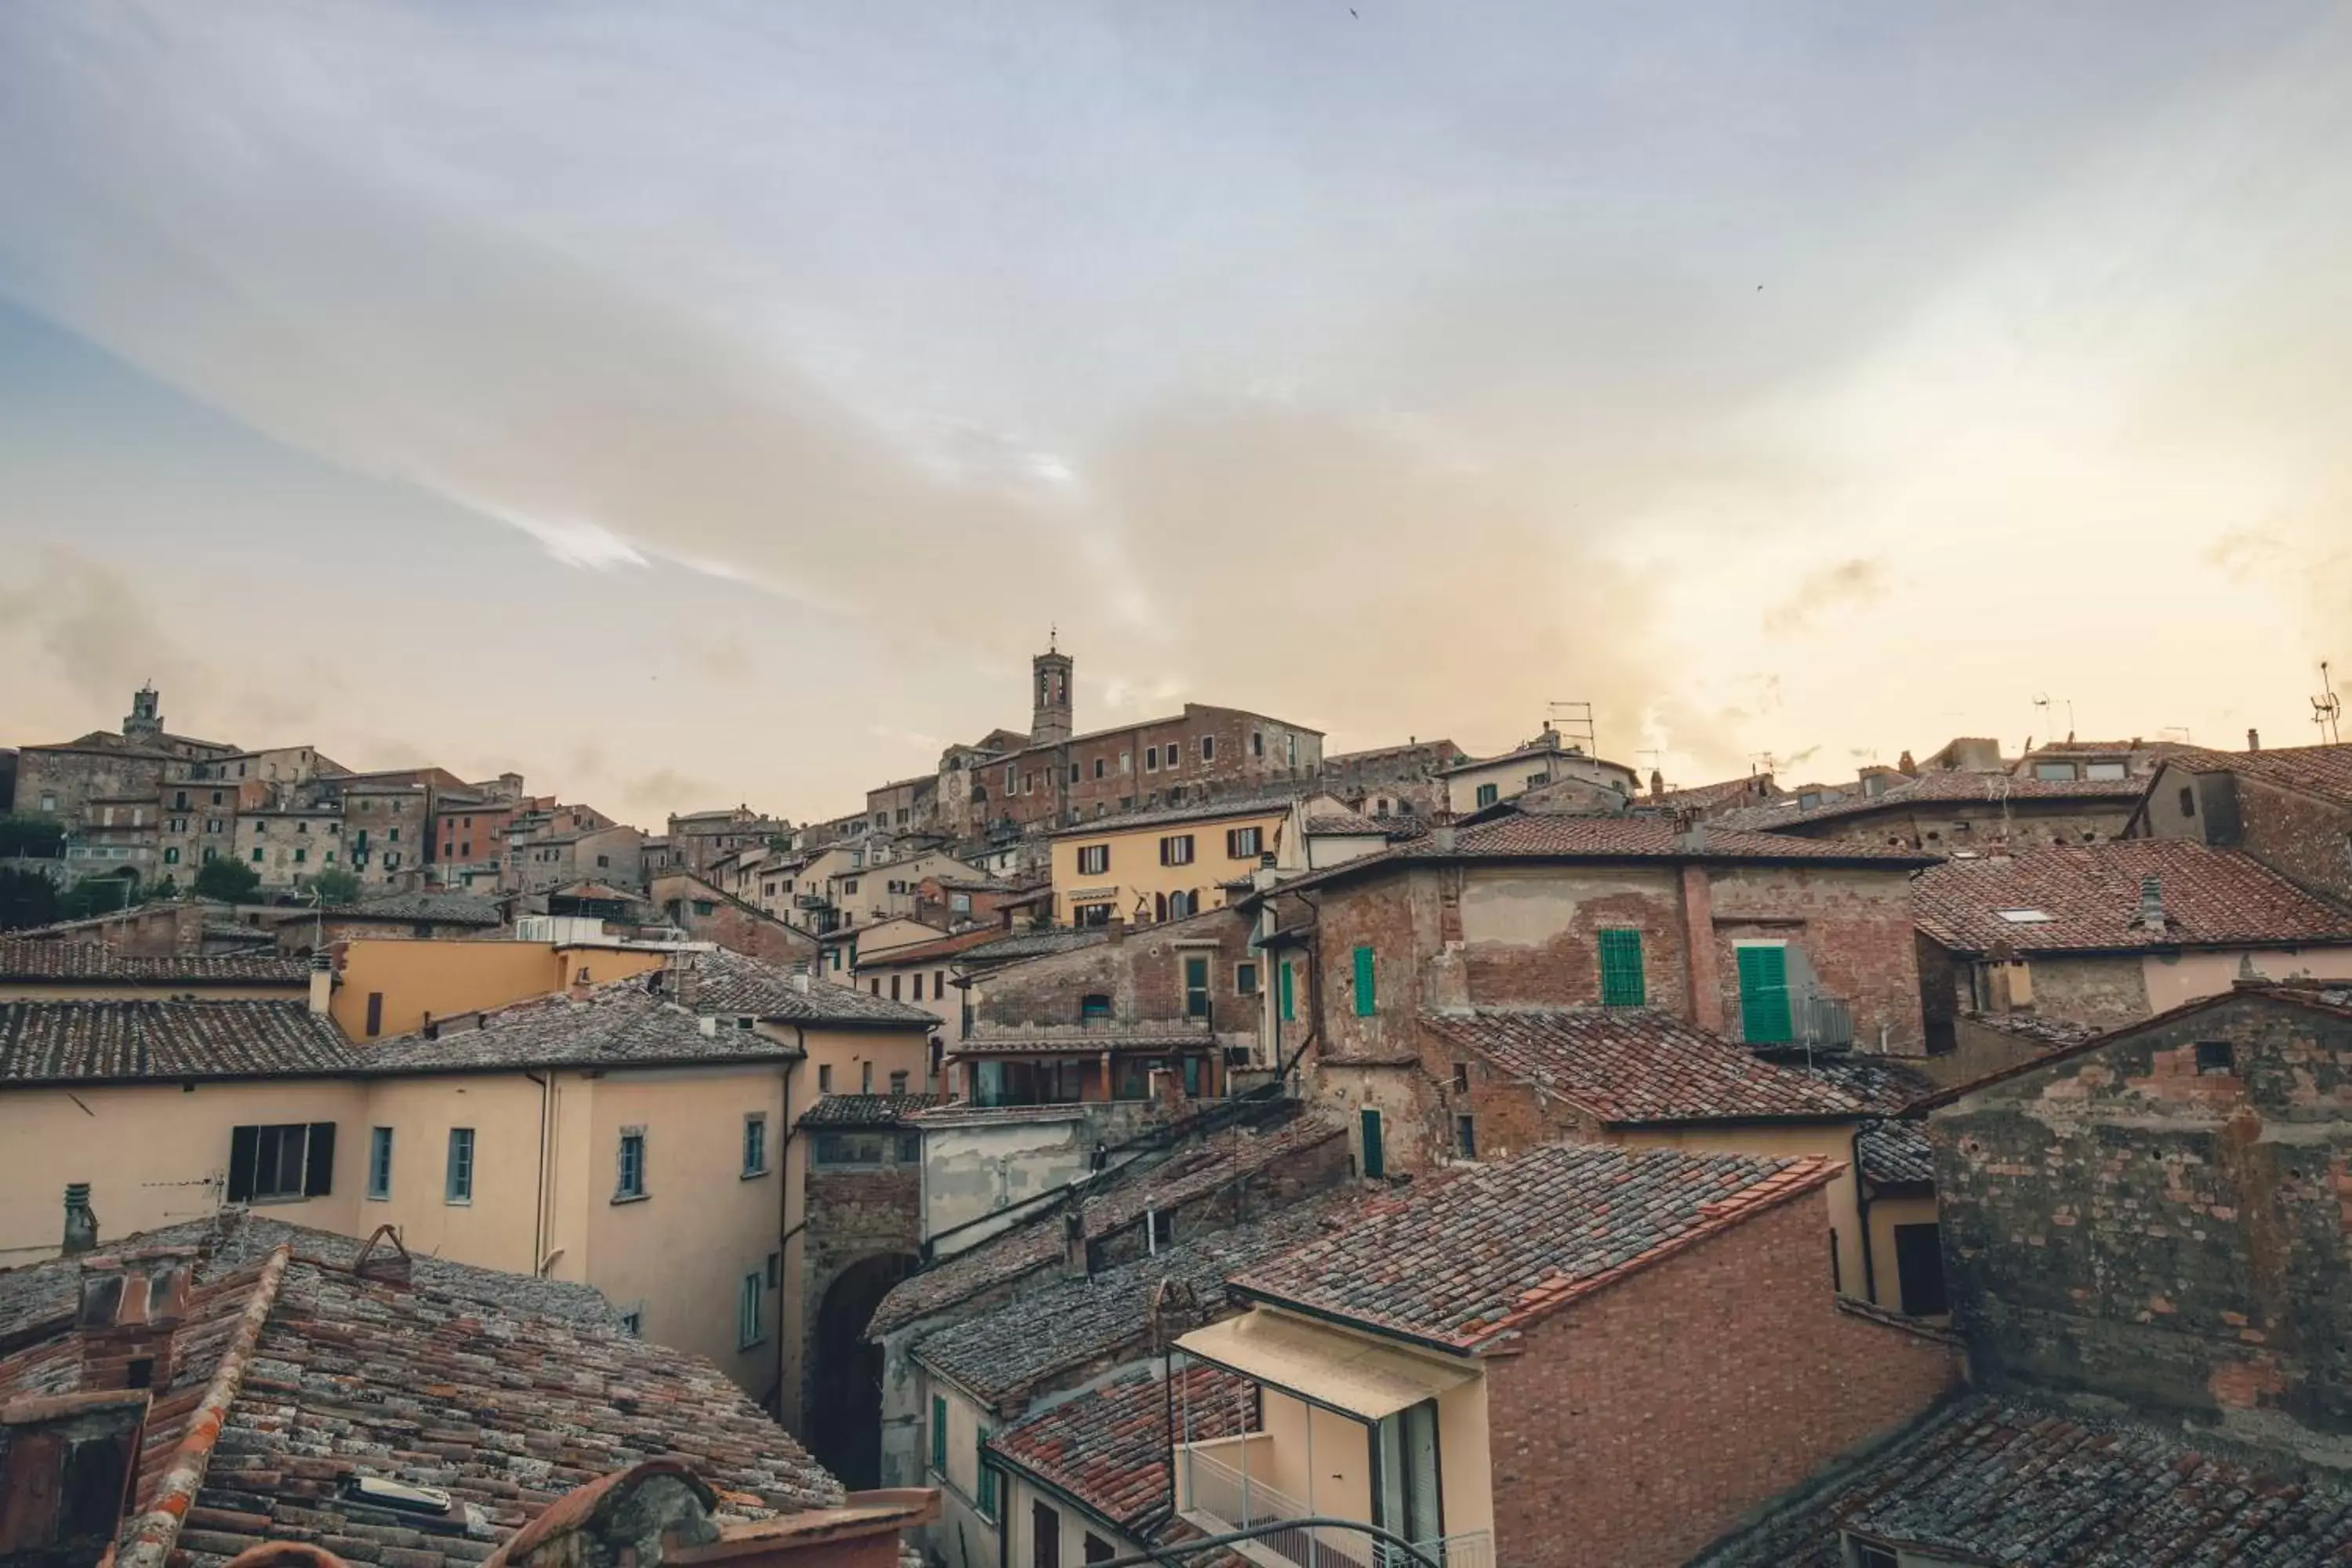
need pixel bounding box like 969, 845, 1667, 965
775, 1024, 801, 1418
1853, 1122, 1879, 1306
525, 1072, 550, 1275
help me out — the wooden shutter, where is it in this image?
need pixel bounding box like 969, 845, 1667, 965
932, 1396, 949, 1471
1279, 960, 1294, 1022
1359, 1108, 1385, 1179
1737, 946, 1793, 1044
1598, 929, 1645, 1006
227, 1125, 259, 1203
1352, 946, 1377, 1016
303, 1123, 336, 1196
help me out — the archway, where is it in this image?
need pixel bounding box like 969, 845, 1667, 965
809, 1253, 919, 1490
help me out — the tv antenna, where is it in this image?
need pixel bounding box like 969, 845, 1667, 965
2314, 661, 2342, 745
2033, 693, 2074, 742
1546, 701, 1597, 756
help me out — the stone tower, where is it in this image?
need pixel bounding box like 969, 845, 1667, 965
1032, 642, 1073, 745
123, 684, 163, 741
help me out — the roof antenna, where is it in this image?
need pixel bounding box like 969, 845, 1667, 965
2313, 660, 2341, 745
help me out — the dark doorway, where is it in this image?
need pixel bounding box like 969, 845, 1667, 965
1893, 1223, 1948, 1316
809, 1253, 919, 1489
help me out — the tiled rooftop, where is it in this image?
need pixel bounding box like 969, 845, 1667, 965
952, 927, 1114, 966
0, 1218, 844, 1567
0, 940, 309, 984
321, 891, 506, 925
855, 924, 1013, 968
869, 1110, 1345, 1337
1711, 770, 2149, 832
1913, 839, 2352, 954
797, 1091, 948, 1127
1050, 790, 1304, 839
1420, 1007, 1862, 1123
0, 1000, 359, 1085
952, 1021, 1225, 1057
1856, 1120, 1936, 1187
1957, 1008, 2102, 1048
991, 1363, 1254, 1532
363, 983, 800, 1075
914, 1196, 1356, 1406
1230, 1144, 1839, 1350
1694, 1395, 2352, 1566
681, 945, 938, 1025
2162, 741, 2352, 804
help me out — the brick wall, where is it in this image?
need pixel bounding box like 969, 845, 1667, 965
2010, 953, 2152, 1030
956, 705, 1325, 839
14, 747, 171, 826
651, 874, 819, 967
1795, 800, 2140, 851
970, 906, 1259, 1040
1710, 865, 1924, 1054
2234, 776, 2352, 905
1936, 991, 2352, 1461
1485, 1192, 1958, 1567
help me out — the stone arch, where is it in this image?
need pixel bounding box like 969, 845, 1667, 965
808, 1252, 918, 1490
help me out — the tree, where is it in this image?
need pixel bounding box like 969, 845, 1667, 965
0, 867, 61, 931
308, 867, 362, 906
60, 874, 141, 920
0, 813, 68, 858
193, 857, 263, 903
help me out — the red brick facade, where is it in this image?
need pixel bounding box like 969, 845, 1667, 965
652, 873, 820, 967
1485, 1192, 1958, 1567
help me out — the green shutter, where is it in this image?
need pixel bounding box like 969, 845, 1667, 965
1598, 929, 1645, 1007
976, 1426, 997, 1515
1352, 946, 1377, 1016
1737, 945, 1793, 1044
1359, 1108, 1386, 1179
931, 1396, 948, 1472
1279, 960, 1295, 1022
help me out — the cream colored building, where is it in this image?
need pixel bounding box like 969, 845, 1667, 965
0, 945, 938, 1403
829, 848, 987, 929
1438, 727, 1639, 816
1051, 797, 1298, 927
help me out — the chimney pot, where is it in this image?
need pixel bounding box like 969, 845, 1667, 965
63, 1182, 97, 1257
699, 1014, 717, 1037
307, 950, 333, 1016
1062, 1202, 1091, 1280
2247, 728, 2261, 752
2139, 874, 2166, 932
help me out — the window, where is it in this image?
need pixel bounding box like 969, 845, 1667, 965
1352, 946, 1377, 1015
1201, 735, 1215, 763
1893, 1223, 1948, 1316
1475, 782, 1499, 808
228, 1123, 334, 1203
1798, 790, 1823, 810
2195, 1040, 2234, 1076
1456, 1115, 1477, 1160
615, 1130, 648, 1200
739, 1272, 764, 1348
694, 899, 716, 916
619, 1309, 643, 1337
1250, 730, 1264, 758
445, 1128, 475, 1203
2034, 762, 2078, 781
2179, 786, 2198, 818
1120, 751, 1132, 775
1185, 955, 1210, 1018
890, 974, 902, 1001
164, 848, 180, 865
1076, 844, 1110, 877
251, 848, 264, 862
1736, 944, 1792, 1044
1279, 960, 1295, 1022
1084, 1537, 1116, 1564
365, 993, 384, 1038
935, 968, 947, 996
1359, 1107, 1385, 1179
1005, 765, 1018, 790
1145, 746, 1160, 772
862, 1061, 875, 1094
931, 1395, 949, 1472
1452, 1062, 1471, 1092
818, 1064, 834, 1093
1150, 1208, 1175, 1247
890, 1069, 909, 1094
1093, 757, 1106, 779
2086, 760, 2129, 780
367, 1127, 393, 1200
975, 1428, 997, 1518
1160, 833, 1195, 866
1033, 1500, 1062, 1568
1847, 1541, 1900, 1568
1067, 764, 1080, 786
1236, 960, 1259, 996
742, 1116, 768, 1176
869, 978, 881, 995
1081, 993, 1112, 1021
1599, 928, 1646, 1006
1226, 825, 1262, 858
293, 848, 307, 865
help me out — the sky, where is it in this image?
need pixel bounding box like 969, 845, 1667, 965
3, 2, 2350, 825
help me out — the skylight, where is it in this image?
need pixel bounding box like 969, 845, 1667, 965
1995, 909, 2054, 924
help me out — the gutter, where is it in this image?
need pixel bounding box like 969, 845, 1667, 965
1853, 1121, 1879, 1306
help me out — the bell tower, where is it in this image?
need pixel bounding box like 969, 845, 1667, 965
1032, 637, 1073, 745
124, 683, 164, 740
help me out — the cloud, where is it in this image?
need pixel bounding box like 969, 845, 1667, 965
1761, 558, 1892, 637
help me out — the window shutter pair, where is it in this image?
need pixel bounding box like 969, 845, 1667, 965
1352, 946, 1377, 1015
1598, 929, 1646, 1007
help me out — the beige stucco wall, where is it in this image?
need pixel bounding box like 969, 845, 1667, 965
1609, 1123, 1866, 1305
358, 1072, 546, 1272
2142, 946, 2352, 1014
1051, 809, 1289, 926
1864, 1191, 1946, 1318
916, 1377, 1004, 1567
0, 1078, 366, 1265
331, 938, 665, 1040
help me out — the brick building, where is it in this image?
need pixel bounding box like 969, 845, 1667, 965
1913, 837, 2352, 1040
1714, 768, 2152, 850
1175, 1143, 1957, 1568
2134, 740, 2352, 904
668, 804, 791, 876
651, 870, 822, 967
1315, 737, 1461, 820
12, 686, 238, 824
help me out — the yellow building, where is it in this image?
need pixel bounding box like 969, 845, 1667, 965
327, 931, 670, 1040
0, 945, 938, 1402
1051, 796, 1297, 927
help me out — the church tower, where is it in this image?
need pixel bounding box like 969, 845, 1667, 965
124, 684, 164, 741
1032, 641, 1073, 745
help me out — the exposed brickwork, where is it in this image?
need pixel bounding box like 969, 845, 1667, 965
651, 873, 820, 967
967, 906, 1260, 1044
1935, 987, 2352, 1461
1485, 1193, 1958, 1568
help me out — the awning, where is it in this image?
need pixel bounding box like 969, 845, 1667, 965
1177, 1310, 1473, 1422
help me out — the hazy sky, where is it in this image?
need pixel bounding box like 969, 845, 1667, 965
4, 3, 2350, 824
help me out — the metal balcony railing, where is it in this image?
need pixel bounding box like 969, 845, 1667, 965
1179, 1442, 1495, 1568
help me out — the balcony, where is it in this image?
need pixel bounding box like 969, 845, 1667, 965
1178, 1437, 1494, 1568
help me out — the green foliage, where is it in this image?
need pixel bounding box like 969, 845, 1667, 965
60, 875, 142, 921
0, 867, 61, 931
0, 813, 68, 858
308, 866, 363, 906
193, 857, 263, 903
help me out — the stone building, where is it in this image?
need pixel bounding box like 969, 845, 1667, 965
2133, 740, 2352, 904
1436, 724, 1640, 816
1713, 767, 2152, 850
651, 869, 822, 967
667, 804, 790, 877
1315, 736, 1461, 820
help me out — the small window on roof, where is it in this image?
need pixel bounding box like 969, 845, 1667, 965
2086, 760, 2129, 780
1995, 909, 2054, 924
1798, 791, 1821, 810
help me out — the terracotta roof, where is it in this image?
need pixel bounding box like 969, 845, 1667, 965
1711, 771, 2148, 832
991, 1364, 1254, 1530
1693, 1395, 2352, 1566
362, 985, 799, 1076
855, 925, 1013, 968
0, 1218, 844, 1567
952, 1022, 1225, 1057
1230, 1145, 1840, 1351
677, 945, 938, 1026
1650, 775, 1778, 811
869, 1111, 1347, 1337
1957, 1008, 2101, 1048
0, 1000, 358, 1085
953, 927, 1114, 965
915, 1198, 1356, 1407
321, 891, 506, 926
1303, 805, 1386, 835
797, 1091, 947, 1127
0, 940, 307, 984
1913, 840, 2352, 955
2161, 741, 2352, 804
1420, 1007, 1861, 1123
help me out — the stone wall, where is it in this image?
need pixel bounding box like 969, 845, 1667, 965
1936, 990, 2352, 1462
967, 906, 1260, 1044
2235, 775, 2352, 906
650, 873, 819, 967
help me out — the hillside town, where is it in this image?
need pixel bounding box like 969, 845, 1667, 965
5, 654, 2352, 1566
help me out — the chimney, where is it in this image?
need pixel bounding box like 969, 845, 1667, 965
0, 1389, 151, 1565
1062, 1200, 1091, 1281
1649, 768, 1664, 800
77, 1252, 194, 1392
790, 960, 811, 994
2248, 728, 2261, 753
2139, 875, 2166, 934
1106, 914, 1127, 946
1431, 826, 1457, 855
62, 1184, 96, 1257
699, 1014, 718, 1038
1672, 808, 1707, 854
567, 964, 594, 1002
307, 950, 333, 1016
